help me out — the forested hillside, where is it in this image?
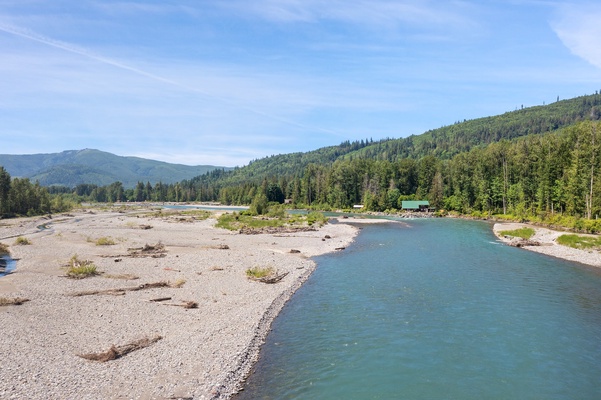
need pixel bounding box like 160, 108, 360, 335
342, 93, 601, 161
3, 93, 600, 232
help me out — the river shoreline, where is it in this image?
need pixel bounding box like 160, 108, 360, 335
492, 222, 601, 268
0, 208, 360, 399
3, 209, 598, 399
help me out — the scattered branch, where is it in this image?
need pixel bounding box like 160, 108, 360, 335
161, 300, 198, 309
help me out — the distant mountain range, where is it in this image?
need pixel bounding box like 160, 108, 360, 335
0, 149, 229, 188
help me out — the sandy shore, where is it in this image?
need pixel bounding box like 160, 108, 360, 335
493, 222, 601, 268
0, 208, 358, 399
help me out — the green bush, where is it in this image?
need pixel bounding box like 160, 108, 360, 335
307, 211, 328, 226
66, 255, 99, 279
249, 192, 268, 215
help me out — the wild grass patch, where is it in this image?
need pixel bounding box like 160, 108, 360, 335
216, 211, 328, 231
246, 266, 275, 279
557, 234, 601, 250
149, 208, 211, 221
499, 227, 535, 240
95, 237, 116, 246
216, 213, 286, 231
246, 266, 288, 283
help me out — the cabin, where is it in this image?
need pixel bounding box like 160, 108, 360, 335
401, 200, 430, 212
353, 205, 364, 209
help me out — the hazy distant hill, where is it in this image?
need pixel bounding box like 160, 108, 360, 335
0, 149, 229, 188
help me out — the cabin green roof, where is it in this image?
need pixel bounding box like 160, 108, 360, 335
401, 200, 430, 210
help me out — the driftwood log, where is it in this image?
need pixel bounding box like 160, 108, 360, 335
509, 239, 542, 248
70, 281, 172, 297
0, 297, 30, 306
101, 242, 167, 259
78, 335, 162, 362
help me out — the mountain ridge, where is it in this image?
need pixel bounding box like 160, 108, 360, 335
0, 148, 229, 188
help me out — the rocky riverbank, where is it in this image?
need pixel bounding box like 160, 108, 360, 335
493, 222, 601, 268
0, 207, 358, 399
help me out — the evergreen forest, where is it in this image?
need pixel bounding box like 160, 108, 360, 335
2, 92, 601, 232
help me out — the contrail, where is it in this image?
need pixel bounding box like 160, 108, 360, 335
0, 22, 342, 136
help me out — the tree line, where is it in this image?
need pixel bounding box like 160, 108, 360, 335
49, 120, 600, 232
0, 167, 72, 217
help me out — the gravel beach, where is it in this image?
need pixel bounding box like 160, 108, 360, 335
6, 210, 595, 399
493, 222, 601, 268
0, 207, 358, 399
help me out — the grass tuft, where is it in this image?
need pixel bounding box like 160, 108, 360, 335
14, 236, 31, 245
170, 278, 186, 288
0, 243, 9, 255
95, 237, 116, 246
246, 266, 275, 279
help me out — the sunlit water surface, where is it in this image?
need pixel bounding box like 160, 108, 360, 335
237, 219, 601, 399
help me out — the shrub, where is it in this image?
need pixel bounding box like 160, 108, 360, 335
0, 243, 9, 255
307, 211, 328, 226
249, 192, 269, 215
66, 255, 99, 279
267, 204, 287, 218
14, 237, 31, 245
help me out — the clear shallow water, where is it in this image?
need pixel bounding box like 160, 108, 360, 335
0, 255, 16, 277
237, 219, 601, 400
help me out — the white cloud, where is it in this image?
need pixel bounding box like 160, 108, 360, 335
551, 3, 601, 69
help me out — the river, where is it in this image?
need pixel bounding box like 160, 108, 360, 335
237, 218, 601, 399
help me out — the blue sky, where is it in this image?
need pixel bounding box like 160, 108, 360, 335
1, 1, 601, 167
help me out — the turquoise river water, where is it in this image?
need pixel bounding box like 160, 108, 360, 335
236, 218, 601, 399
